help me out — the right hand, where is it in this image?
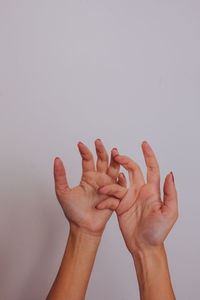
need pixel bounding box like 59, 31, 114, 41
53, 139, 121, 237
96, 141, 178, 254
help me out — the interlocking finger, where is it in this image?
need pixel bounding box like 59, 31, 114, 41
118, 172, 127, 187
107, 148, 120, 179
98, 184, 127, 199
114, 155, 145, 187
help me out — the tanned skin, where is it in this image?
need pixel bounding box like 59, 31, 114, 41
46, 139, 122, 300
46, 140, 178, 300
97, 141, 178, 300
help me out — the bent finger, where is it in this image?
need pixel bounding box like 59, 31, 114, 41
118, 172, 127, 187
96, 197, 120, 210
114, 155, 145, 187
107, 148, 120, 179
98, 184, 127, 199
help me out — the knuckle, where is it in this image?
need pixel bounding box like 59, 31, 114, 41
148, 165, 159, 173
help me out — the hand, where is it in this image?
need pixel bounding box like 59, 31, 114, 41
53, 139, 122, 237
96, 141, 178, 253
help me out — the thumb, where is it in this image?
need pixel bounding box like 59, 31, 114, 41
163, 172, 178, 215
54, 157, 70, 193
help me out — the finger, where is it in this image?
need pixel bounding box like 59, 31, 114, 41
118, 172, 127, 187
114, 155, 145, 187
107, 148, 120, 179
162, 172, 178, 217
95, 139, 109, 173
54, 157, 70, 192
78, 142, 95, 172
96, 197, 120, 210
141, 141, 160, 189
98, 184, 127, 199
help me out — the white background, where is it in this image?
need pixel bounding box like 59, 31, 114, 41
0, 1, 200, 299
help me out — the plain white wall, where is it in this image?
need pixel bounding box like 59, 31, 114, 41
0, 0, 200, 299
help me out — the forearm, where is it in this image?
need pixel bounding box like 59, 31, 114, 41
46, 224, 101, 300
132, 244, 175, 300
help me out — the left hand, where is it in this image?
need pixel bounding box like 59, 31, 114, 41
96, 141, 178, 253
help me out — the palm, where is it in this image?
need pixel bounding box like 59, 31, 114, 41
118, 184, 168, 251
59, 171, 115, 232
54, 140, 120, 235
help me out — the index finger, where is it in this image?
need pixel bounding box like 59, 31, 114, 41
141, 141, 160, 188
114, 155, 145, 187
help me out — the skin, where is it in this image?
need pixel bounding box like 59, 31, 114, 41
46, 139, 122, 300
96, 141, 178, 300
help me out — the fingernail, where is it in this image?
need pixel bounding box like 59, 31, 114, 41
170, 171, 174, 183
96, 138, 101, 142
78, 141, 84, 146
112, 148, 118, 155
54, 157, 61, 164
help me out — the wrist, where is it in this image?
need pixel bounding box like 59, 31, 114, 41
69, 222, 102, 245
131, 244, 175, 300
46, 222, 102, 300
131, 243, 165, 260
